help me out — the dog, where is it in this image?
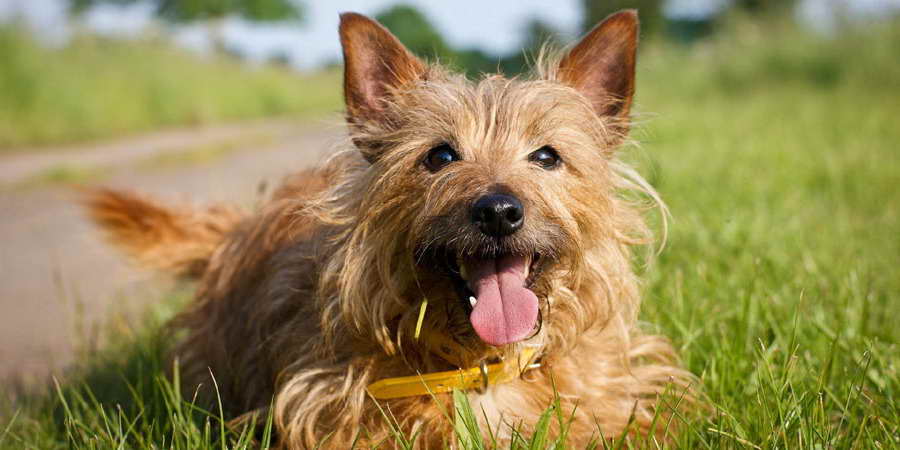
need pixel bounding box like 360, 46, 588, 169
85, 10, 696, 448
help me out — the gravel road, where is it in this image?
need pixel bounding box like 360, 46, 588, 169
0, 119, 344, 384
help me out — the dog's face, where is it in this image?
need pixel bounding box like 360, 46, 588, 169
337, 12, 639, 350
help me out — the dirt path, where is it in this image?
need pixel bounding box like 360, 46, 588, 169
0, 119, 345, 384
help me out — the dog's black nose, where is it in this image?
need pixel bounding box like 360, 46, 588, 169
471, 194, 524, 237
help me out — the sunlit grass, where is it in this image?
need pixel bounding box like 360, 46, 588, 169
0, 26, 341, 150
630, 16, 900, 448
1, 18, 898, 449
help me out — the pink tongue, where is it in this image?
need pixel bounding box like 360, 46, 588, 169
468, 255, 539, 346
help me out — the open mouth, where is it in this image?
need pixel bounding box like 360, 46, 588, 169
441, 251, 545, 346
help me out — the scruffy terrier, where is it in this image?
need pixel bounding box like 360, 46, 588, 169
86, 10, 695, 448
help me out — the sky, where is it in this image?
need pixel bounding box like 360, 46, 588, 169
2, 0, 899, 71
0, 0, 583, 69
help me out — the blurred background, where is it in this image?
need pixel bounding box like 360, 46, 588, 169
0, 0, 898, 387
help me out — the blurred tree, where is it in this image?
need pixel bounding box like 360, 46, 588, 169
68, 0, 304, 53
375, 4, 501, 76
69, 0, 303, 22
455, 48, 499, 75
372, 4, 568, 77
268, 49, 293, 68
521, 18, 562, 50
666, 16, 718, 43
733, 0, 799, 15
374, 4, 455, 63
499, 18, 562, 74
582, 0, 664, 36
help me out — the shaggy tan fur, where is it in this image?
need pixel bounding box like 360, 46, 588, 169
85, 10, 697, 449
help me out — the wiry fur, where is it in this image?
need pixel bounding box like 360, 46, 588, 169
85, 10, 697, 449
83, 188, 243, 278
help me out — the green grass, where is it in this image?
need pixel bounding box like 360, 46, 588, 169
0, 26, 340, 150
2, 18, 898, 449
631, 17, 899, 448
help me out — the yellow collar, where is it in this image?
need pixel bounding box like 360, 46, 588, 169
366, 333, 540, 400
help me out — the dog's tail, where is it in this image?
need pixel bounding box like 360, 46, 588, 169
83, 188, 244, 279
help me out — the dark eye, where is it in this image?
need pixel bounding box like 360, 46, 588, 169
423, 144, 460, 172
528, 146, 561, 169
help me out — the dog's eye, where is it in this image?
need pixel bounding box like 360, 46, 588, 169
528, 146, 561, 170
424, 144, 460, 172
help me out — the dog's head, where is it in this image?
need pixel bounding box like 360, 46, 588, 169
331, 11, 650, 357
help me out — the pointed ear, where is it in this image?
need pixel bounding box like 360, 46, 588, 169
339, 12, 425, 129
558, 10, 638, 135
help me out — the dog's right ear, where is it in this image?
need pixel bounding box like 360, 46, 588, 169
557, 10, 639, 144
339, 12, 425, 162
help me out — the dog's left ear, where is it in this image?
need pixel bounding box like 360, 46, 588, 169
558, 10, 639, 141
339, 12, 426, 161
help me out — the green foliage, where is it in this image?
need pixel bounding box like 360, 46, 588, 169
372, 4, 559, 77
0, 27, 340, 149
733, 0, 799, 15
67, 0, 303, 58
582, 0, 665, 35
69, 0, 303, 23
493, 18, 562, 76
2, 18, 899, 450
374, 5, 456, 64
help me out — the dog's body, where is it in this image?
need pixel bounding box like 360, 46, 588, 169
87, 10, 695, 448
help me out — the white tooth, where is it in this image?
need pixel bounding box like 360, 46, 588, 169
469, 296, 477, 307
523, 255, 531, 279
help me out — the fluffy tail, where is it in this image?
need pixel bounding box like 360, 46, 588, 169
83, 188, 244, 279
